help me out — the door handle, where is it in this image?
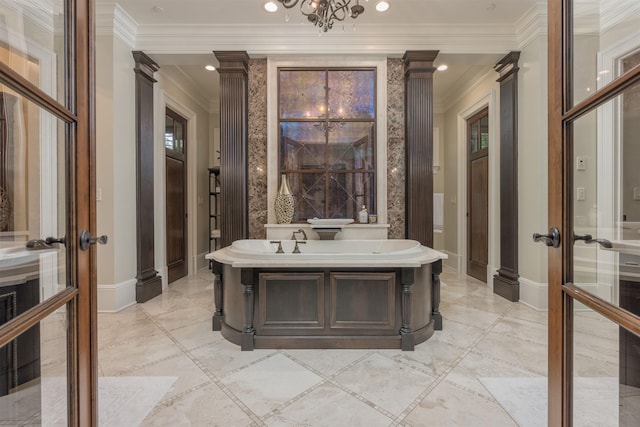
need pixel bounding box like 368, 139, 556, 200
26, 236, 66, 249
533, 227, 561, 248
573, 233, 612, 249
79, 229, 108, 251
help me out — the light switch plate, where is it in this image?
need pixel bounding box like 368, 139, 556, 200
576, 157, 586, 171
576, 187, 585, 201
634, 187, 640, 201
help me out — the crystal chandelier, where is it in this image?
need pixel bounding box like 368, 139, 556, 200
276, 0, 365, 32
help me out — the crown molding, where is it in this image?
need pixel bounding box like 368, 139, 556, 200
516, 2, 547, 50
96, 2, 137, 48
442, 66, 497, 113
135, 23, 518, 55
6, 0, 56, 34
601, 0, 640, 33
158, 66, 212, 114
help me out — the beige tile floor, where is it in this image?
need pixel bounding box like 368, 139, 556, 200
95, 267, 617, 426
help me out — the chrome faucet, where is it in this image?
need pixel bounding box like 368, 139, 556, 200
292, 229, 307, 241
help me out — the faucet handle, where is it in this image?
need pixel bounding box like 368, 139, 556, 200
269, 240, 284, 254
293, 240, 307, 254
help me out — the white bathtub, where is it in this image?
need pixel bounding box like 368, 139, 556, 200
208, 239, 447, 268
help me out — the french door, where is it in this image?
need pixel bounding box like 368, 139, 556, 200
547, 0, 640, 425
0, 0, 97, 425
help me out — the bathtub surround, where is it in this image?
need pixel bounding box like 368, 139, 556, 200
132, 51, 163, 303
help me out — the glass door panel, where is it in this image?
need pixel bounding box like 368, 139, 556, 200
571, 0, 640, 107
573, 305, 640, 425
0, 0, 67, 103
0, 307, 69, 425
571, 81, 640, 310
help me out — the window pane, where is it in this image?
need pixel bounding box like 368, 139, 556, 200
175, 120, 184, 153
0, 306, 69, 425
165, 115, 174, 150
327, 70, 375, 119
327, 122, 374, 170
470, 121, 479, 153
328, 172, 375, 220
289, 172, 325, 221
571, 0, 640, 106
279, 70, 327, 119
0, 0, 66, 103
280, 122, 326, 170
480, 116, 489, 149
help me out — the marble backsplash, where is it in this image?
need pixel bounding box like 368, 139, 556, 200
246, 57, 405, 239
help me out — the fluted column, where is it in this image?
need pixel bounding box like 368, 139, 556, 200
214, 51, 250, 248
493, 51, 521, 301
403, 51, 439, 247
132, 51, 162, 303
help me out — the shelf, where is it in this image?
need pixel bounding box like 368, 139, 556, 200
209, 168, 221, 252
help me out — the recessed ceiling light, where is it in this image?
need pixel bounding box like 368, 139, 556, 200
264, 1, 278, 13
205, 65, 216, 71
152, 6, 163, 13
437, 65, 448, 71
376, 1, 390, 12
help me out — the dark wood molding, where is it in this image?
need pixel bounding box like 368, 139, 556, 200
132, 51, 162, 303
431, 259, 443, 330
403, 50, 439, 247
493, 51, 521, 302
214, 51, 250, 248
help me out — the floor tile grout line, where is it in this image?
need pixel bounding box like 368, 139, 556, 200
138, 306, 266, 425
392, 304, 516, 425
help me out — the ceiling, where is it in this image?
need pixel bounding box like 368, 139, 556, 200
106, 0, 541, 111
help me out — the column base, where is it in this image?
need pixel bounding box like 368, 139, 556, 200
136, 273, 162, 303
493, 273, 520, 302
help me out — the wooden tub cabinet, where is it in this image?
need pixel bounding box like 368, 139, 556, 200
209, 262, 443, 351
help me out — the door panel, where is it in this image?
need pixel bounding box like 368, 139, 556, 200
166, 156, 186, 283
469, 156, 488, 281
548, 0, 640, 424
0, 0, 96, 424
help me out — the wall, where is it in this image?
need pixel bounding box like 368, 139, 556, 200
517, 35, 549, 308
96, 34, 137, 311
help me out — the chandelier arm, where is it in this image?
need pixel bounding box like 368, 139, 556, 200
277, 0, 301, 9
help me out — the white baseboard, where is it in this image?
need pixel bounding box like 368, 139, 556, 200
442, 250, 461, 271
519, 277, 548, 310
196, 251, 208, 271
97, 278, 137, 313
487, 264, 500, 291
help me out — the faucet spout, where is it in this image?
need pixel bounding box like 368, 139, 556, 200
292, 229, 307, 240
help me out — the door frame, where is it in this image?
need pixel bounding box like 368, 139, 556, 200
456, 90, 499, 282
156, 91, 198, 284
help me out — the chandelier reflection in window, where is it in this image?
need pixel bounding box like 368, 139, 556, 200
276, 0, 365, 32
313, 121, 346, 133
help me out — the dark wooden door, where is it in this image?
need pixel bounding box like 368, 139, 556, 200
165, 109, 188, 283
467, 108, 489, 282
0, 0, 97, 424
547, 1, 640, 425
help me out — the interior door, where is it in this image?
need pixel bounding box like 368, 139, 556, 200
546, 0, 640, 425
165, 108, 188, 283
0, 0, 97, 425
467, 108, 489, 282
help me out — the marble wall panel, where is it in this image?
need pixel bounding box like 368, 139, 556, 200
386, 58, 405, 239
246, 58, 406, 239
248, 58, 268, 239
